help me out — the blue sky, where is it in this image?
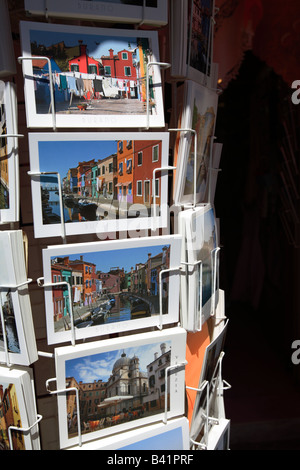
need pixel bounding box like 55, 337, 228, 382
38, 140, 117, 178
51, 243, 169, 273
30, 29, 139, 59
119, 427, 184, 450
65, 340, 171, 383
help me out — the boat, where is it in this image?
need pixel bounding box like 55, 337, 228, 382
130, 298, 151, 318
91, 306, 107, 324
75, 320, 93, 329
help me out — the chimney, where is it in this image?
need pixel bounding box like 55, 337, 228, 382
160, 343, 166, 355
109, 48, 114, 59
80, 255, 83, 262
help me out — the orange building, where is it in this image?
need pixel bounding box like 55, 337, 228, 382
69, 256, 97, 306
133, 140, 162, 208
116, 140, 134, 205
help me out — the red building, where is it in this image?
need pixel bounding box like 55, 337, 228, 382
101, 48, 137, 81
69, 44, 103, 75
133, 140, 162, 207
98, 272, 120, 294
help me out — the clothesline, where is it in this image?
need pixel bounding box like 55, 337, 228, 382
33, 70, 148, 100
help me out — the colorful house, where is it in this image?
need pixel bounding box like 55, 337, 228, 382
101, 48, 137, 81
133, 140, 162, 208
51, 264, 65, 321
98, 271, 120, 294
52, 258, 73, 318
76, 160, 95, 197
116, 140, 134, 204
68, 44, 103, 75
69, 256, 97, 306
91, 163, 99, 199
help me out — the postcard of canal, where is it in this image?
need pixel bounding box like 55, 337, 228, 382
54, 327, 186, 448
28, 132, 169, 238
20, 21, 164, 128
42, 236, 182, 344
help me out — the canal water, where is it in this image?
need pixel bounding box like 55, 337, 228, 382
0, 317, 20, 354
42, 188, 99, 223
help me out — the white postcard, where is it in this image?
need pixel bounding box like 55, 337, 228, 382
42, 235, 182, 344
28, 132, 170, 238
173, 81, 219, 207
170, 0, 216, 87
19, 21, 164, 129
0, 81, 19, 224
54, 327, 187, 448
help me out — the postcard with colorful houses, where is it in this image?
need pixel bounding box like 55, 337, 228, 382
42, 236, 182, 344
20, 22, 164, 128
28, 132, 169, 238
54, 327, 186, 448
0, 81, 19, 224
24, 0, 168, 25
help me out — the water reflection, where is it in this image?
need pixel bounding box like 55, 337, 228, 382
0, 291, 20, 354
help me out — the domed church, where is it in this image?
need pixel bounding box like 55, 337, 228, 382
106, 351, 148, 400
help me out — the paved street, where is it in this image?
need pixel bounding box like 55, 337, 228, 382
39, 97, 149, 116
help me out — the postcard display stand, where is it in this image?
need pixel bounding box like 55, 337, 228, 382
0, 0, 231, 451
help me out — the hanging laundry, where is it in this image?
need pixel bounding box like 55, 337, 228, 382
83, 78, 94, 94
59, 74, 68, 90
93, 78, 103, 93
76, 77, 85, 96
66, 75, 79, 96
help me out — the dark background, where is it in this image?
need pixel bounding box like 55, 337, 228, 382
215, 50, 300, 450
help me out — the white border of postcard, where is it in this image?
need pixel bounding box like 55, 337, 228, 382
67, 417, 190, 450
43, 235, 182, 345
206, 418, 230, 450
0, 81, 19, 224
24, 0, 168, 26
28, 132, 169, 238
19, 21, 164, 129
55, 327, 187, 448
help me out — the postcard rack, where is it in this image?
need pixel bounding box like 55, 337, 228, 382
0, 279, 33, 368
0, 0, 231, 451
187, 351, 230, 451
